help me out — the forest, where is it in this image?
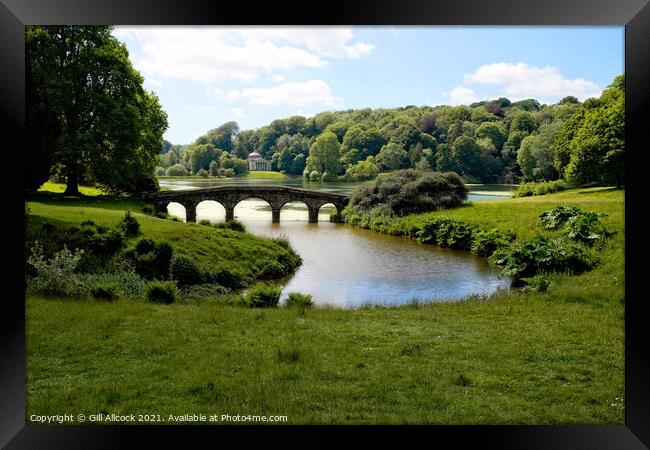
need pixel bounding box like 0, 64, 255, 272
158, 75, 624, 187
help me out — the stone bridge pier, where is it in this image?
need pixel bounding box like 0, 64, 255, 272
144, 185, 349, 224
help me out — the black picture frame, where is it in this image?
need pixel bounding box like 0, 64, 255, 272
2, 0, 648, 448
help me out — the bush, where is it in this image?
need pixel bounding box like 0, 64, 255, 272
125, 239, 174, 280
245, 283, 282, 308
165, 164, 188, 177
78, 270, 147, 299
91, 284, 118, 301
471, 229, 513, 257
416, 217, 477, 250
170, 255, 204, 286
258, 259, 287, 279
142, 205, 154, 216
488, 235, 598, 281
347, 170, 468, 216
118, 211, 140, 237
285, 292, 313, 308
521, 275, 551, 292
270, 236, 290, 249
223, 168, 235, 177
213, 220, 246, 232
206, 266, 250, 289
538, 205, 581, 230
27, 242, 85, 297
199, 219, 212, 226
513, 180, 567, 197
179, 283, 229, 301
196, 168, 209, 177
563, 211, 608, 245
146, 280, 179, 304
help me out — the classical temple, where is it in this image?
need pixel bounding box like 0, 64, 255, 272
245, 152, 272, 171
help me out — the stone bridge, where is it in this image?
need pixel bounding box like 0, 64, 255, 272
141, 185, 349, 223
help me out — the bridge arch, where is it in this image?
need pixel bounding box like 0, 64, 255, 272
196, 200, 226, 223
280, 200, 309, 222
166, 202, 187, 222
318, 202, 339, 222
233, 197, 273, 222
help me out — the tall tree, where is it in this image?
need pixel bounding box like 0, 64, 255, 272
305, 132, 340, 180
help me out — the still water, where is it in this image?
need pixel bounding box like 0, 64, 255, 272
159, 178, 514, 307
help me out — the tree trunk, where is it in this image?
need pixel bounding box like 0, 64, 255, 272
64, 169, 80, 196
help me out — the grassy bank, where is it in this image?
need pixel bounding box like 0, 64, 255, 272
24, 186, 624, 424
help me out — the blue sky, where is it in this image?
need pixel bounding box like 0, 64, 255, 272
113, 26, 623, 145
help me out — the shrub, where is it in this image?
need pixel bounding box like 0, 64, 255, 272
538, 206, 581, 230
78, 270, 147, 299
126, 239, 174, 280
213, 220, 246, 232
170, 255, 204, 286
207, 266, 250, 289
488, 235, 598, 281
223, 168, 235, 177
245, 283, 282, 308
285, 292, 313, 308
196, 168, 209, 177
513, 180, 567, 197
417, 217, 477, 250
309, 170, 321, 182
471, 229, 513, 257
564, 211, 608, 245
118, 211, 140, 237
165, 164, 188, 177
199, 219, 212, 226
258, 259, 287, 279
27, 242, 84, 297
142, 205, 154, 216
146, 280, 179, 304
521, 275, 551, 292
180, 283, 229, 301
91, 284, 118, 301
347, 170, 468, 216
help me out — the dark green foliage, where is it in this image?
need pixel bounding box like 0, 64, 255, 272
170, 255, 204, 286
270, 236, 291, 250
513, 180, 568, 197
179, 283, 229, 301
213, 220, 246, 232
146, 280, 179, 304
125, 239, 174, 280
118, 211, 140, 237
538, 206, 581, 230
564, 211, 609, 246
471, 229, 513, 257
347, 170, 468, 216
258, 260, 287, 279
206, 266, 250, 289
199, 219, 212, 226
77, 271, 147, 299
521, 275, 551, 292
488, 236, 598, 281
245, 283, 282, 308
416, 217, 477, 250
285, 292, 314, 308
91, 284, 118, 301
142, 205, 154, 215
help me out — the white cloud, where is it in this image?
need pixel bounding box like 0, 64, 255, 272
225, 90, 242, 102
230, 79, 342, 108
113, 26, 372, 83
144, 78, 163, 88
443, 86, 478, 106
232, 107, 246, 118
183, 105, 220, 112
464, 62, 601, 100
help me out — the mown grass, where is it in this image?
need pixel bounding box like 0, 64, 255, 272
24, 186, 625, 424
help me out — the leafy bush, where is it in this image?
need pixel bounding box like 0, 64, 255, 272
196, 168, 209, 177
170, 255, 204, 286
521, 275, 551, 292
270, 235, 290, 250
27, 242, 84, 297
125, 239, 174, 280
146, 280, 179, 304
416, 217, 477, 250
471, 229, 513, 257
488, 235, 598, 281
538, 206, 581, 230
199, 219, 212, 226
245, 283, 282, 308
564, 211, 608, 245
142, 205, 154, 216
77, 270, 147, 298
347, 170, 468, 216
285, 292, 313, 308
91, 284, 118, 301
258, 259, 287, 279
165, 164, 188, 177
206, 266, 250, 289
513, 180, 567, 197
117, 211, 140, 237
179, 283, 229, 301
213, 220, 246, 232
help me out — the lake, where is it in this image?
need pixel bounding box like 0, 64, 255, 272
159, 177, 514, 307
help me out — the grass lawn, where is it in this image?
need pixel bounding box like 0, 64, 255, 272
24, 187, 625, 424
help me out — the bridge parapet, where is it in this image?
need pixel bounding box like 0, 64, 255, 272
141, 184, 349, 223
